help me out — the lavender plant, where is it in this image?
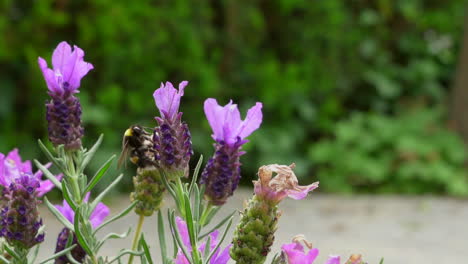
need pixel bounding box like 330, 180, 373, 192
0, 40, 374, 264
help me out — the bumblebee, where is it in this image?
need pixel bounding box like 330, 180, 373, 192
118, 125, 157, 168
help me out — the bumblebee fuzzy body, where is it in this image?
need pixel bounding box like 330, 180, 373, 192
118, 125, 157, 168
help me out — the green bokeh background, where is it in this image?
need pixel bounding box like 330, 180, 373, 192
1, 0, 467, 195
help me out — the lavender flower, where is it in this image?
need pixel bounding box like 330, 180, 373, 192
38, 41, 93, 150
54, 193, 110, 264
0, 149, 60, 249
153, 81, 193, 179
174, 217, 231, 264
201, 99, 262, 205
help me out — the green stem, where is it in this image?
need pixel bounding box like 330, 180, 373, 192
199, 203, 213, 227
128, 215, 145, 264
66, 151, 82, 203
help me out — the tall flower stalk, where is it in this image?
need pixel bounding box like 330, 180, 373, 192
127, 81, 194, 264
34, 41, 138, 264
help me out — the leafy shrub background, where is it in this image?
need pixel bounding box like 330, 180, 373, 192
0, 0, 467, 194
310, 109, 468, 195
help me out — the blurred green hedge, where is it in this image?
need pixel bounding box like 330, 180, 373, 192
0, 0, 466, 194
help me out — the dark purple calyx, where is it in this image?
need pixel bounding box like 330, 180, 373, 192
0, 175, 45, 249
153, 112, 193, 179
46, 89, 84, 150
54, 228, 86, 264
200, 138, 245, 205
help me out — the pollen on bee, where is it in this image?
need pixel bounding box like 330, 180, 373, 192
130, 156, 139, 164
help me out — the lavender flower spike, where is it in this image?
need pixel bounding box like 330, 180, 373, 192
174, 217, 231, 264
54, 193, 110, 264
38, 41, 93, 150
153, 81, 193, 179
201, 99, 262, 205
0, 149, 60, 249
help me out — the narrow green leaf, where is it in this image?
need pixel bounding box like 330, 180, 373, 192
81, 134, 104, 172
44, 197, 74, 231
158, 210, 167, 264
203, 235, 211, 259
29, 244, 41, 264
94, 201, 137, 234
84, 155, 115, 195
90, 173, 123, 212
379, 258, 384, 264
3, 244, 19, 260
189, 155, 203, 195
0, 255, 10, 264
169, 211, 191, 262
62, 181, 77, 211
108, 250, 143, 264
34, 160, 62, 191
198, 210, 235, 240
38, 245, 76, 264
159, 169, 177, 200
38, 139, 64, 171
96, 228, 132, 252
205, 217, 233, 264
193, 184, 200, 224
183, 194, 201, 263
140, 234, 154, 264
73, 207, 94, 257
65, 251, 81, 264
202, 206, 222, 227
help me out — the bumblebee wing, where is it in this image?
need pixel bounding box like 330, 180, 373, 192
117, 139, 130, 169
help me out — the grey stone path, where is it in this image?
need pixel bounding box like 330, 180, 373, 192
36, 189, 467, 263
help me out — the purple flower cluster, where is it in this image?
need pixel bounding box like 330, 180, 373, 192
153, 81, 193, 178
54, 193, 110, 263
0, 149, 60, 249
201, 99, 262, 205
38, 41, 93, 150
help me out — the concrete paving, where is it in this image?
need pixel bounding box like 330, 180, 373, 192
35, 189, 467, 263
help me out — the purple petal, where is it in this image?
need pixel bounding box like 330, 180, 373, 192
237, 102, 263, 139
204, 98, 226, 141
175, 217, 191, 248
52, 41, 72, 70
55, 201, 75, 224
90, 202, 110, 228
36, 173, 62, 197
83, 192, 91, 203
62, 45, 94, 91
38, 57, 61, 93
0, 153, 6, 187
286, 182, 319, 200
324, 255, 340, 264
222, 102, 241, 143
153, 81, 186, 119
175, 253, 190, 264
211, 244, 232, 264
282, 243, 319, 264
